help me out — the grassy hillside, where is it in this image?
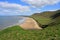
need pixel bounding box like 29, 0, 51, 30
0, 25, 60, 40
32, 10, 60, 18
31, 10, 60, 28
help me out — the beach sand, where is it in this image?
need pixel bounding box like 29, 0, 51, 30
20, 17, 42, 30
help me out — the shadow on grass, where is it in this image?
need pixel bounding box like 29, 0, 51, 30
51, 13, 60, 19
32, 17, 60, 29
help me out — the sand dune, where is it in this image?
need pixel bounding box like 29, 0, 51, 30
20, 17, 42, 30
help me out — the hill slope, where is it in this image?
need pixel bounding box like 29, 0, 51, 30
0, 25, 60, 40
31, 10, 60, 28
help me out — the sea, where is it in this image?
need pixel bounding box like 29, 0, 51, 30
0, 16, 26, 30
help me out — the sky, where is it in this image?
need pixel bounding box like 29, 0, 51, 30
0, 0, 60, 16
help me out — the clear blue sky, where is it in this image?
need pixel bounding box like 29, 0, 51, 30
0, 0, 60, 15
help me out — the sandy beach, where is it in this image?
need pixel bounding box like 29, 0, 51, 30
20, 17, 42, 30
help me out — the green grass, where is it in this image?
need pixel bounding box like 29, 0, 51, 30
0, 25, 60, 40
31, 10, 60, 26
31, 15, 52, 25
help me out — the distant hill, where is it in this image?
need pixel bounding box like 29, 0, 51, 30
32, 10, 60, 18
31, 10, 60, 28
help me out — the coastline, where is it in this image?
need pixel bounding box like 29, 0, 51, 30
0, 17, 42, 30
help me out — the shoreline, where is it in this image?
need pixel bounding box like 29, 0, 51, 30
0, 17, 42, 30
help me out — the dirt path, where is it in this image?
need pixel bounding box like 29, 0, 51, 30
20, 17, 42, 30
